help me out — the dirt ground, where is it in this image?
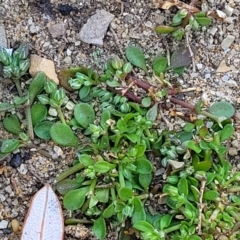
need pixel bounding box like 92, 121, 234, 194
0, 0, 239, 239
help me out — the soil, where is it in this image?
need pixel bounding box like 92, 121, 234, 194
0, 0, 239, 239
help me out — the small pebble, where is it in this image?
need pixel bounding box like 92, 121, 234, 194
0, 220, 9, 229
48, 107, 58, 116
10, 153, 22, 168
11, 219, 20, 233
221, 35, 235, 50
17, 164, 28, 175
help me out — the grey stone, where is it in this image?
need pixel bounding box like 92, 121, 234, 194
0, 220, 8, 229
0, 24, 7, 47
4, 185, 12, 194
48, 22, 66, 38
79, 10, 114, 45
221, 35, 235, 50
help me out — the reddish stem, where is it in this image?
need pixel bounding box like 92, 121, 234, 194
169, 97, 195, 112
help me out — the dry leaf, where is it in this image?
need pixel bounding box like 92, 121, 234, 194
21, 184, 64, 240
153, 0, 200, 13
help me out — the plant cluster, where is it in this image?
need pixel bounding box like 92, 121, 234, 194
0, 38, 237, 240
154, 0, 212, 40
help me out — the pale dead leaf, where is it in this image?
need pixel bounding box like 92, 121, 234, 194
168, 160, 185, 170
21, 184, 64, 240
216, 60, 231, 73
153, 0, 200, 13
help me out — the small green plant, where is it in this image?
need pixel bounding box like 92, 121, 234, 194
154, 1, 211, 40
0, 42, 238, 240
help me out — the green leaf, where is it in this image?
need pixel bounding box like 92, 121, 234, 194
95, 189, 109, 203
159, 214, 173, 230
135, 144, 146, 158
93, 161, 115, 173
203, 190, 219, 201
28, 72, 47, 105
153, 56, 168, 74
220, 124, 234, 142
184, 123, 195, 132
63, 186, 89, 210
192, 154, 212, 171
209, 142, 226, 155
124, 133, 138, 143
13, 95, 28, 105
132, 197, 146, 224
50, 123, 79, 147
190, 185, 200, 201
118, 187, 133, 201
74, 103, 95, 128
125, 46, 147, 72
155, 25, 176, 34
78, 154, 94, 166
0, 102, 14, 112
93, 217, 106, 240
146, 104, 158, 121
102, 203, 114, 218
98, 135, 109, 149
208, 101, 235, 118
178, 178, 188, 196
173, 66, 185, 75
133, 221, 155, 232
1, 139, 20, 153
141, 97, 152, 108
136, 158, 153, 174
139, 173, 152, 191
100, 110, 111, 129
34, 121, 53, 140
195, 16, 211, 26
79, 85, 91, 101
31, 103, 47, 126
3, 115, 21, 135
183, 140, 201, 153
56, 179, 83, 195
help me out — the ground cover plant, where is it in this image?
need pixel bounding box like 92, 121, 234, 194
0, 1, 238, 239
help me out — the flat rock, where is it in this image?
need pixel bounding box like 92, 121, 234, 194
0, 220, 8, 229
79, 9, 114, 45
48, 22, 66, 38
221, 35, 235, 50
0, 24, 7, 47
29, 54, 59, 84
216, 60, 231, 73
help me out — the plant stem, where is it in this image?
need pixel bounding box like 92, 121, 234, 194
55, 163, 84, 183
118, 163, 125, 188
65, 218, 93, 225
169, 97, 195, 111
14, 78, 23, 97
114, 135, 122, 148
56, 106, 66, 125
201, 110, 219, 122
111, 187, 117, 201
164, 223, 181, 234
25, 99, 34, 139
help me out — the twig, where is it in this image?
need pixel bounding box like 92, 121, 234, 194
169, 97, 195, 111
198, 178, 206, 235
132, 8, 152, 31
159, 108, 172, 129
28, 43, 53, 61
109, 27, 127, 61
185, 25, 196, 72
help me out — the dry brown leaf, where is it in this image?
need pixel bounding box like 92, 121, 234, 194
153, 0, 200, 13
21, 184, 64, 240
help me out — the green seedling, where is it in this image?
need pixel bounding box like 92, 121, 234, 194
155, 2, 212, 41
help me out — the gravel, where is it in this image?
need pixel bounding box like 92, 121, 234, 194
0, 0, 239, 239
